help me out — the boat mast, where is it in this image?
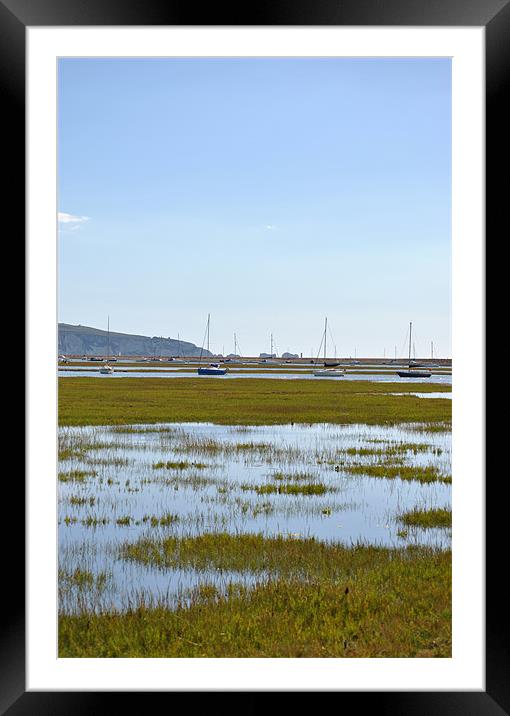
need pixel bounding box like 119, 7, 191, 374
199, 315, 209, 364
408, 321, 412, 367
270, 333, 273, 357
324, 317, 327, 361
107, 315, 110, 362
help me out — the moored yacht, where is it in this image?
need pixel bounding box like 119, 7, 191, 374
99, 316, 114, 375
313, 317, 345, 377
313, 368, 345, 377
198, 362, 227, 376
396, 322, 431, 378
197, 315, 228, 376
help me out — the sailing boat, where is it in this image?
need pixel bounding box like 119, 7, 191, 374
197, 314, 227, 376
99, 316, 114, 374
313, 317, 344, 377
167, 333, 183, 362
225, 332, 241, 364
396, 322, 431, 378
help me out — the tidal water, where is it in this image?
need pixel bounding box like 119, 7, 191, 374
58, 368, 452, 385
59, 421, 451, 612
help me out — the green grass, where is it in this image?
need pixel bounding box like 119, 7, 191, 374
58, 469, 97, 483
85, 456, 130, 467
59, 568, 110, 591
242, 482, 330, 496
58, 378, 451, 658
152, 460, 208, 470
69, 495, 96, 507
344, 463, 451, 484
59, 568, 94, 589
399, 508, 452, 529
81, 516, 109, 527
408, 422, 452, 433
110, 425, 179, 434
344, 443, 438, 457
271, 471, 317, 481
149, 471, 223, 489
141, 513, 180, 528
58, 377, 451, 427
119, 532, 433, 578
234, 441, 273, 450
60, 536, 451, 657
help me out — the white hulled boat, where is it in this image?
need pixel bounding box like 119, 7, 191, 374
99, 316, 114, 374
313, 317, 345, 378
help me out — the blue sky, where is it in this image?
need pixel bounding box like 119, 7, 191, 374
58, 57, 451, 358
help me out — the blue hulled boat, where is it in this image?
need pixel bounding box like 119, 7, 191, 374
197, 315, 228, 376
198, 363, 227, 376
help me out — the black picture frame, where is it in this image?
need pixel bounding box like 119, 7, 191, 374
6, 0, 497, 711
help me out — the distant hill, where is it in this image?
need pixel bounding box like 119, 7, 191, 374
58, 323, 211, 357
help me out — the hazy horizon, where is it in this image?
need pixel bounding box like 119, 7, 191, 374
58, 57, 451, 358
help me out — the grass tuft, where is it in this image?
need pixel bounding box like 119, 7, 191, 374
398, 508, 452, 529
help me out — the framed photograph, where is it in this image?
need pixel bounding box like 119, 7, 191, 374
6, 0, 499, 709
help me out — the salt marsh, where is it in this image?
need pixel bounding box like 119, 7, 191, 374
59, 421, 451, 614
